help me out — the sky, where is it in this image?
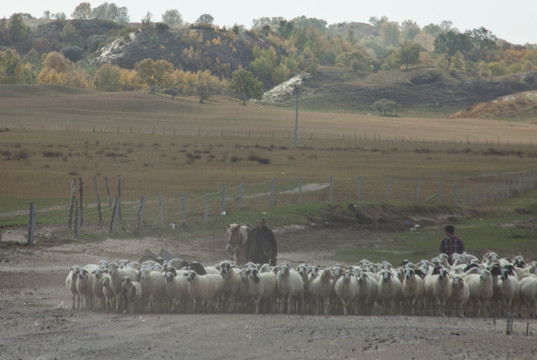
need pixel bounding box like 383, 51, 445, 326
2, 0, 536, 45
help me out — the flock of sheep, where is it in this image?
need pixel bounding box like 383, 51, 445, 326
65, 251, 537, 318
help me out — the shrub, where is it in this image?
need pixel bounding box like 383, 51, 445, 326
43, 151, 63, 157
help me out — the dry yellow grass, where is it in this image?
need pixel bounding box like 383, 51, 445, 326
0, 87, 536, 214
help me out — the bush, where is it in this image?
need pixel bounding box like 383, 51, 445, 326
61, 46, 83, 62
410, 69, 442, 84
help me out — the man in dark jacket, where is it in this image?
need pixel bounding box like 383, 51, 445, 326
245, 218, 277, 266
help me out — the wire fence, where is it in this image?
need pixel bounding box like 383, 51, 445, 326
12, 169, 536, 244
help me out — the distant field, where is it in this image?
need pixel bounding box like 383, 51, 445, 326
1, 85, 536, 217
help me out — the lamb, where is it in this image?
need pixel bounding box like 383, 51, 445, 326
65, 265, 80, 310
186, 270, 224, 312
497, 267, 520, 315
464, 268, 494, 317
91, 268, 106, 311
108, 262, 139, 312
333, 268, 358, 315
377, 269, 402, 315
307, 268, 334, 315
424, 268, 452, 316
98, 274, 115, 313
449, 275, 470, 317
121, 277, 143, 314
401, 267, 424, 315
139, 268, 167, 313
276, 263, 304, 315
248, 268, 277, 314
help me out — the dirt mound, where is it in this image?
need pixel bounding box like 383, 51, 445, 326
449, 90, 537, 119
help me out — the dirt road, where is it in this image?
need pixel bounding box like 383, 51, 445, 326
1, 225, 536, 360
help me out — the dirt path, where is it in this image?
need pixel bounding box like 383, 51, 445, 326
1, 225, 536, 359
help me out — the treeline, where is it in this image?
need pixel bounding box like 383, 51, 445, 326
2, 4, 537, 101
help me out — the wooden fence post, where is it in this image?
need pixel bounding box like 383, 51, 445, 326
104, 176, 112, 212
79, 177, 83, 226
416, 178, 421, 202
117, 174, 122, 220
94, 176, 102, 224
74, 200, 81, 239
387, 177, 391, 201
27, 202, 36, 246
109, 197, 120, 233
137, 196, 146, 232
68, 178, 76, 229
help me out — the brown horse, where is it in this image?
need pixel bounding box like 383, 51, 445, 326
225, 223, 251, 267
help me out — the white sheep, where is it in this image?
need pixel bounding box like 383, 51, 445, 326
76, 268, 95, 310
449, 275, 470, 317
98, 274, 115, 313
464, 268, 493, 317
497, 268, 520, 315
307, 268, 334, 315
108, 262, 139, 312
248, 268, 277, 314
424, 268, 452, 317
353, 269, 379, 315
65, 265, 80, 310
219, 261, 241, 313
163, 270, 189, 313
121, 277, 143, 314
333, 268, 358, 315
518, 274, 537, 318
401, 267, 424, 316
276, 263, 304, 315
377, 270, 402, 315
91, 268, 106, 311
186, 270, 224, 312
139, 268, 167, 313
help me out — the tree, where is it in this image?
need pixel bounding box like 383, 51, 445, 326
229, 68, 263, 105
71, 2, 92, 20
434, 31, 473, 56
135, 58, 174, 90
195, 14, 214, 26
92, 3, 129, 23
379, 21, 400, 47
93, 63, 121, 91
0, 49, 22, 83
393, 41, 422, 70
161, 9, 183, 27
9, 13, 27, 42
400, 20, 421, 42
373, 98, 398, 116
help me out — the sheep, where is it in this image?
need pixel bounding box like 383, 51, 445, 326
139, 268, 167, 313
108, 262, 139, 312
219, 261, 242, 313
276, 263, 304, 315
353, 269, 379, 315
424, 268, 452, 316
76, 268, 95, 310
91, 268, 106, 311
65, 265, 80, 310
98, 274, 115, 313
307, 269, 334, 315
248, 268, 277, 314
448, 275, 470, 317
401, 267, 424, 315
377, 269, 402, 315
464, 268, 494, 317
333, 268, 358, 315
186, 270, 224, 312
163, 270, 189, 313
519, 275, 537, 318
497, 268, 520, 315
121, 277, 142, 314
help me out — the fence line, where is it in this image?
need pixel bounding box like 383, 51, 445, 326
14, 170, 537, 242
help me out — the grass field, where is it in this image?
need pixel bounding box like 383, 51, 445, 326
1, 85, 537, 261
